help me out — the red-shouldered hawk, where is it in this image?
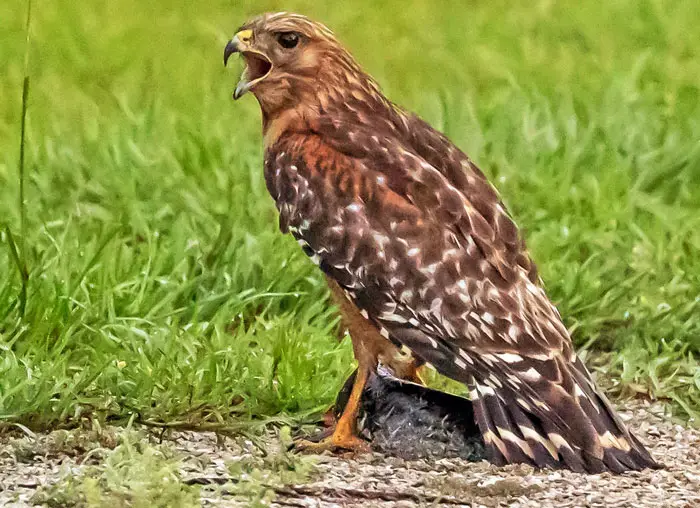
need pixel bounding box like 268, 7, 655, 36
223, 12, 657, 473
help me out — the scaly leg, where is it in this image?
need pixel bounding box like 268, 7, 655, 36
405, 362, 429, 385
295, 277, 421, 453
295, 356, 371, 453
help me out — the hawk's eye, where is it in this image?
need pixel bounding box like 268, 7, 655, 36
277, 32, 300, 49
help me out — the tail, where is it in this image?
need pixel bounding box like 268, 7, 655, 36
377, 321, 658, 473
469, 355, 658, 473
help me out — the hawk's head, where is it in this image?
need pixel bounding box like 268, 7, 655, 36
224, 12, 386, 127
224, 13, 338, 101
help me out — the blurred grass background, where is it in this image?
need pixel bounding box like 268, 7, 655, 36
1, 0, 699, 430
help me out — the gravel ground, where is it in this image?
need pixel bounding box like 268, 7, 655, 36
1, 401, 698, 507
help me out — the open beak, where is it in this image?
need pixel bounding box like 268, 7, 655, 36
223, 30, 272, 100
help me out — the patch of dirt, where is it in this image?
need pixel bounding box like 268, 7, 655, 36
1, 401, 698, 507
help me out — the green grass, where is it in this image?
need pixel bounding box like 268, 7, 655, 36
1, 0, 699, 432
26, 428, 201, 507
13, 425, 316, 507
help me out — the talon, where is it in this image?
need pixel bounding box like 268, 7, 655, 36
293, 434, 370, 455
413, 364, 429, 386
398, 362, 427, 386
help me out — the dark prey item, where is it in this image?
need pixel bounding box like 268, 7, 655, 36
333, 366, 485, 461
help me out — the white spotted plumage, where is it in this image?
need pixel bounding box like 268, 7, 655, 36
247, 11, 658, 473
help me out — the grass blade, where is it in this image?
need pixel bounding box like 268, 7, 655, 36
3, 225, 28, 316
13, 0, 33, 317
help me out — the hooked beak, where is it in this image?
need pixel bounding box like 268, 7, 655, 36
223, 29, 272, 100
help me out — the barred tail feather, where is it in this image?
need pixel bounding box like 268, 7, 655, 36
387, 326, 657, 473
468, 357, 658, 473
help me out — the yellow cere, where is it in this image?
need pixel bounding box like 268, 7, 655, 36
235, 29, 253, 43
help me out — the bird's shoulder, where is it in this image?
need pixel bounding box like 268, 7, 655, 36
264, 119, 572, 360
265, 110, 539, 285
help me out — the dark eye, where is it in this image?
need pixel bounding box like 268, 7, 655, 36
277, 32, 299, 49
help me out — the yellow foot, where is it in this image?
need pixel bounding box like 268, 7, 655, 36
294, 433, 371, 455
408, 370, 427, 386
401, 364, 428, 386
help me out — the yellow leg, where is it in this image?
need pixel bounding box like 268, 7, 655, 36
412, 364, 429, 385
398, 358, 428, 385
295, 277, 423, 454
295, 363, 371, 453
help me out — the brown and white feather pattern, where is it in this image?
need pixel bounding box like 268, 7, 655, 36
264, 132, 655, 473
255, 13, 657, 473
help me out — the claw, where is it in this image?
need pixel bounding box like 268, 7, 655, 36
293, 433, 371, 455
